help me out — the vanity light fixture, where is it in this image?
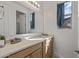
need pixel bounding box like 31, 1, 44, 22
28, 1, 40, 8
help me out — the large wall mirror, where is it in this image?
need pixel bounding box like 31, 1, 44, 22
57, 1, 72, 28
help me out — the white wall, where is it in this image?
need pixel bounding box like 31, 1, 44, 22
0, 19, 4, 35
0, 1, 31, 36
78, 2, 79, 57
34, 1, 78, 58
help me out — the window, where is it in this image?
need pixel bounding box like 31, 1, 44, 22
57, 1, 72, 28
30, 12, 35, 29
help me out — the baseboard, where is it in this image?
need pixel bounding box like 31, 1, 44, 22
53, 52, 64, 58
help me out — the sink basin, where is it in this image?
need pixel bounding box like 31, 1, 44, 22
27, 38, 44, 40
23, 35, 48, 41
9, 38, 22, 44
28, 35, 48, 39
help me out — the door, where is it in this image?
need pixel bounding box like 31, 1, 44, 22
16, 11, 26, 34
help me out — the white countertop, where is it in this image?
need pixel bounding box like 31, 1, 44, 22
0, 34, 53, 58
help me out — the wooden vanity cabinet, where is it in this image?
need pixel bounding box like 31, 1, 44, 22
7, 43, 42, 58
7, 37, 53, 58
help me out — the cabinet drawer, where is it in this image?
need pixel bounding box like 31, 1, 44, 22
7, 43, 42, 58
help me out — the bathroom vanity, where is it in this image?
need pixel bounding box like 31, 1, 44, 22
0, 34, 53, 58
7, 42, 43, 58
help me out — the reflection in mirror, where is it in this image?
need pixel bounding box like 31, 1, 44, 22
16, 11, 26, 34
30, 12, 35, 29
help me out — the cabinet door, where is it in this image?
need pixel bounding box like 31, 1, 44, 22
42, 40, 46, 58
30, 48, 42, 58
47, 38, 53, 57
43, 38, 53, 58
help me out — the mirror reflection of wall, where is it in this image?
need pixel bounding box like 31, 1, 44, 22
57, 1, 72, 28
30, 12, 35, 29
